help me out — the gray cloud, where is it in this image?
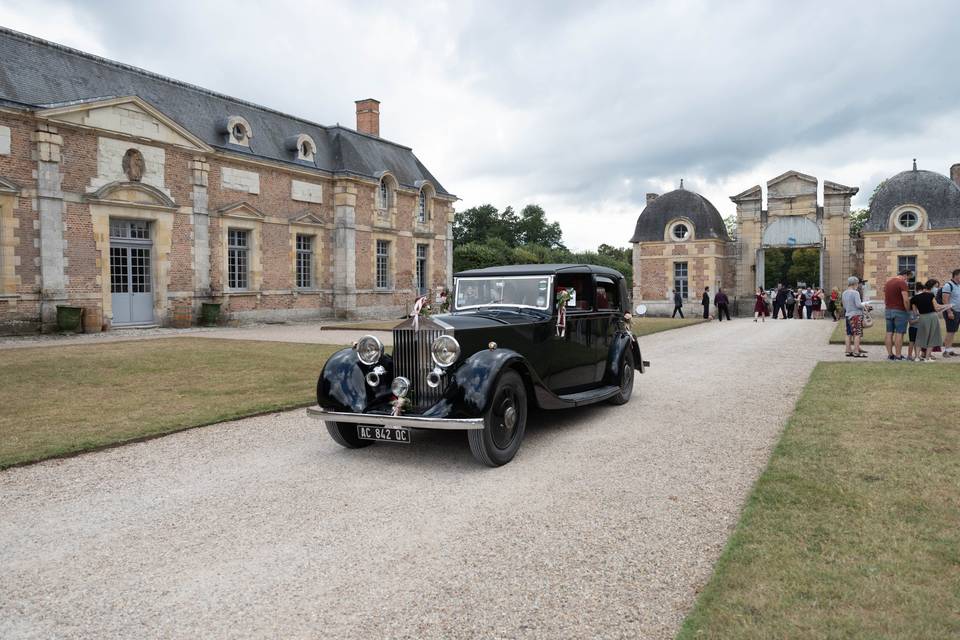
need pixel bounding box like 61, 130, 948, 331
3, 0, 959, 248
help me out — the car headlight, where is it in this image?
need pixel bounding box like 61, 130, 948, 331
431, 335, 460, 368
355, 335, 384, 365
391, 376, 411, 398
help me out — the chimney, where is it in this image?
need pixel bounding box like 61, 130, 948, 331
646, 193, 659, 205
951, 163, 960, 188
355, 98, 380, 137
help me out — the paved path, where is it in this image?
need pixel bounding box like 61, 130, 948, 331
2, 319, 844, 639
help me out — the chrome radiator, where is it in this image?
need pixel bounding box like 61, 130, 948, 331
393, 324, 445, 410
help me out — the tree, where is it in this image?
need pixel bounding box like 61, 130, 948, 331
849, 208, 869, 237
598, 244, 632, 265
453, 204, 500, 245
764, 248, 788, 289
516, 204, 564, 249
723, 215, 737, 239
786, 248, 820, 287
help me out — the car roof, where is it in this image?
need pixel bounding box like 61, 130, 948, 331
454, 263, 624, 279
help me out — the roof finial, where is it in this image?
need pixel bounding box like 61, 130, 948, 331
679, 178, 684, 190
913, 158, 917, 171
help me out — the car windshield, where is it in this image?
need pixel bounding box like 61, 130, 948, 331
454, 276, 552, 310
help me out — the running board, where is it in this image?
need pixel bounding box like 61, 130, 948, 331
552, 385, 621, 407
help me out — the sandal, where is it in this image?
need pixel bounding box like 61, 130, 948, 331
852, 353, 868, 358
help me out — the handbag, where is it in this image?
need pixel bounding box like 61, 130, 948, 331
862, 312, 874, 328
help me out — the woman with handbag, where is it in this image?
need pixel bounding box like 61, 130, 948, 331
842, 276, 871, 357
753, 287, 769, 323
911, 279, 949, 361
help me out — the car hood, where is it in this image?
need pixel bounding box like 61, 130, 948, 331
434, 309, 550, 330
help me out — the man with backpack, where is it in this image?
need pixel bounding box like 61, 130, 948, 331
940, 268, 960, 357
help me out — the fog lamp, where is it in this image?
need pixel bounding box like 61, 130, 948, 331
391, 376, 411, 398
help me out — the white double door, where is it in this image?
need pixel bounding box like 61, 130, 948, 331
109, 220, 154, 325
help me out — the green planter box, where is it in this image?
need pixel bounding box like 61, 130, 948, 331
56, 306, 83, 332
200, 302, 221, 327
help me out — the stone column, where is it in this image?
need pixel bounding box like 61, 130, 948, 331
333, 181, 357, 317
191, 156, 211, 297
32, 123, 66, 330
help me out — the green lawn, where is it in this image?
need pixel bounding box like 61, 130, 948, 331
829, 317, 949, 344
677, 363, 960, 640
0, 338, 343, 468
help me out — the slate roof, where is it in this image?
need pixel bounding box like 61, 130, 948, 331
865, 168, 960, 232
630, 188, 730, 243
0, 27, 451, 196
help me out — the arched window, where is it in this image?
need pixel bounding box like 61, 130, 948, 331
417, 190, 427, 223
224, 116, 253, 147
379, 179, 390, 210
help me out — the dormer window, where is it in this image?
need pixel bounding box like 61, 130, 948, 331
417, 190, 427, 223
379, 179, 389, 210
415, 182, 435, 224
669, 220, 692, 241
896, 210, 920, 232
286, 134, 316, 162
377, 174, 397, 212
224, 116, 253, 147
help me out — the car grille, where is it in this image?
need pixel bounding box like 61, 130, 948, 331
393, 325, 445, 410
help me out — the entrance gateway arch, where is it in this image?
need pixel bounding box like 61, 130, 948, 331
757, 217, 824, 289
731, 170, 858, 309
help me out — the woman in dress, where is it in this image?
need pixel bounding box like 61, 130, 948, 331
811, 289, 822, 319
753, 287, 769, 323
911, 279, 949, 361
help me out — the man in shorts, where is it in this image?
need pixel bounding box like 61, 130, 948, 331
940, 268, 960, 357
884, 269, 913, 361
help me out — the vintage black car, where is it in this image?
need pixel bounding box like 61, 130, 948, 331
308, 264, 647, 466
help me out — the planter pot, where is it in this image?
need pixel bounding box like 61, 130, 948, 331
200, 302, 221, 327
56, 305, 83, 332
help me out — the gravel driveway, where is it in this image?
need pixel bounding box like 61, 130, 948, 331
1, 318, 841, 639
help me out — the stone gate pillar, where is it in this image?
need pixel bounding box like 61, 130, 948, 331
32, 123, 67, 330
333, 181, 357, 317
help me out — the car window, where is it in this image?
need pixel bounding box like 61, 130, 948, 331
556, 274, 593, 311
595, 277, 620, 311
454, 276, 551, 310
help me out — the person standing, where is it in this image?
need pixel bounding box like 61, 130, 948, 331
842, 276, 869, 357
671, 288, 684, 319
911, 279, 949, 361
701, 286, 710, 320
884, 269, 913, 361
940, 268, 960, 357
773, 285, 787, 319
753, 287, 769, 322
828, 287, 840, 321
795, 288, 805, 318
785, 288, 796, 319
811, 288, 822, 319
715, 288, 731, 321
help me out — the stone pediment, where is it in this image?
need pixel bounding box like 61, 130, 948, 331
823, 180, 859, 196
36, 96, 211, 152
290, 210, 324, 225
86, 181, 176, 209
730, 185, 761, 203
767, 170, 818, 199
0, 176, 20, 194
217, 202, 265, 220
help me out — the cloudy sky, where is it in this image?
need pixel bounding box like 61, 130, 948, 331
4, 0, 959, 250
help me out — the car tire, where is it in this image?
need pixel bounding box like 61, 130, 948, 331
608, 349, 635, 405
325, 421, 373, 449
468, 370, 527, 467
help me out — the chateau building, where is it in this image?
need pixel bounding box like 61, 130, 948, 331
631, 165, 960, 314
0, 28, 455, 333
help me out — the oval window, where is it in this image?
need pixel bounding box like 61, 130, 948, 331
896, 210, 920, 232
232, 124, 246, 141
671, 223, 690, 241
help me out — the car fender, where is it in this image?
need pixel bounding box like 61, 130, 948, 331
316, 347, 394, 413
446, 348, 538, 416
605, 331, 644, 383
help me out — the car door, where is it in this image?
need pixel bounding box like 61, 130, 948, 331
547, 273, 597, 393
592, 276, 622, 382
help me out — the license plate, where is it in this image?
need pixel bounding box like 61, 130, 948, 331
357, 425, 411, 444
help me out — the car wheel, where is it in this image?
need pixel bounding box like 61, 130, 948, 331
608, 349, 635, 405
325, 421, 373, 449
468, 370, 527, 467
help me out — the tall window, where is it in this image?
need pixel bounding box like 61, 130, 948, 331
898, 255, 917, 296
376, 240, 390, 289
296, 234, 313, 289
228, 229, 249, 290
415, 244, 428, 294
674, 262, 689, 299
378, 179, 389, 210
417, 190, 427, 223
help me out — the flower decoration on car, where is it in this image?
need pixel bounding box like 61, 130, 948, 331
556, 287, 572, 337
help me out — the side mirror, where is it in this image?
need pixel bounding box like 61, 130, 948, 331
634, 304, 647, 316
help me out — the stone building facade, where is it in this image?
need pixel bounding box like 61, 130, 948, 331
0, 28, 455, 334
632, 164, 960, 315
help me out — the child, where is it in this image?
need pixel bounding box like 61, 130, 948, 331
907, 314, 919, 361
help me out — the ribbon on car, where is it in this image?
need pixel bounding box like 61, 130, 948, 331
556, 288, 571, 337
411, 295, 427, 332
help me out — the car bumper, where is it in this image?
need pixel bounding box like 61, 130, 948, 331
307, 406, 484, 430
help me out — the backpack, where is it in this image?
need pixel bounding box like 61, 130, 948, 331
785, 291, 795, 304
936, 281, 955, 305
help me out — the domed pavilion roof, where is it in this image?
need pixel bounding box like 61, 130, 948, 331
865, 166, 960, 232
630, 187, 730, 243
